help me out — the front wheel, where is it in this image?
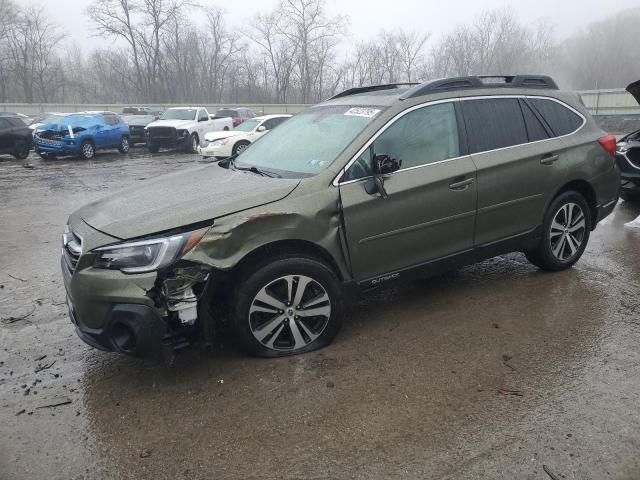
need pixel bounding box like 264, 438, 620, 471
79, 140, 95, 160
118, 136, 130, 154
187, 133, 199, 154
232, 257, 343, 357
525, 191, 591, 271
232, 140, 250, 156
12, 141, 30, 160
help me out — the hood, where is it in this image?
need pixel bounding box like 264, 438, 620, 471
627, 80, 640, 106
204, 130, 243, 141
76, 163, 300, 239
146, 119, 194, 129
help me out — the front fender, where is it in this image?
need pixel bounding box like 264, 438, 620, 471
183, 187, 351, 279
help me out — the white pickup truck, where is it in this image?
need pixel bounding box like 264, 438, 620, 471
145, 107, 233, 153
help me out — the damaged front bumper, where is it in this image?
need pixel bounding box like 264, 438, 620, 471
62, 221, 213, 360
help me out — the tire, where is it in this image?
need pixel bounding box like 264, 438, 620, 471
620, 189, 640, 203
79, 140, 95, 160
223, 126, 229, 131
186, 133, 199, 154
232, 140, 250, 156
12, 141, 30, 160
232, 256, 343, 357
525, 191, 591, 272
148, 143, 160, 154
117, 136, 130, 154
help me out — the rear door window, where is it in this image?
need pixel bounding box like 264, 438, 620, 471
462, 98, 528, 153
0, 118, 9, 129
529, 98, 583, 137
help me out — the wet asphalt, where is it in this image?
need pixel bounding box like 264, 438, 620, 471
0, 149, 639, 480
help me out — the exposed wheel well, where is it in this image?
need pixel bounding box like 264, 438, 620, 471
555, 180, 597, 229
232, 240, 343, 282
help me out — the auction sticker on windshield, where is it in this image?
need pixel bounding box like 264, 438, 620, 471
344, 107, 381, 118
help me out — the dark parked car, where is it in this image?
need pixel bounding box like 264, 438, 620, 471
615, 80, 640, 202
122, 114, 158, 146
213, 107, 257, 127
122, 107, 151, 115
0, 114, 32, 159
62, 74, 620, 361
33, 112, 130, 160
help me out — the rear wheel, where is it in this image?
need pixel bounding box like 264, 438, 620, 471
525, 191, 591, 271
232, 140, 250, 156
117, 136, 130, 154
79, 140, 95, 160
232, 257, 343, 357
12, 140, 30, 160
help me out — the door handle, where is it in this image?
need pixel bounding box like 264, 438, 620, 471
540, 154, 559, 165
449, 177, 474, 190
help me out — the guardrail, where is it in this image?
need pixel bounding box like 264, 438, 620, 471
0, 103, 310, 116
1, 90, 638, 116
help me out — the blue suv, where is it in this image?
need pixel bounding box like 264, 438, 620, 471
33, 112, 130, 160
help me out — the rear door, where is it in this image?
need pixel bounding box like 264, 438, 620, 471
461, 97, 568, 245
339, 101, 477, 282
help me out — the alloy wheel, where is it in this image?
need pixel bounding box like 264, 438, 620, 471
236, 143, 248, 154
248, 275, 331, 352
82, 143, 94, 159
549, 202, 586, 261
121, 137, 129, 153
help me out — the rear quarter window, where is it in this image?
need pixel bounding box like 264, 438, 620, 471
529, 98, 583, 137
462, 98, 528, 153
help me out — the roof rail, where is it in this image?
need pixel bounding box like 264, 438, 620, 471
399, 75, 559, 100
330, 83, 419, 100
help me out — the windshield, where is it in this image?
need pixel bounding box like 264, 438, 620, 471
234, 119, 260, 132
161, 109, 197, 121
234, 105, 383, 177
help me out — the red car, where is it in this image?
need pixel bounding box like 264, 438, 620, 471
214, 107, 257, 127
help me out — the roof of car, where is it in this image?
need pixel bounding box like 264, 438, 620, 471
324, 75, 562, 107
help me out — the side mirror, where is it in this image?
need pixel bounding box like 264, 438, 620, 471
373, 154, 401, 175
364, 154, 401, 198
257, 125, 266, 132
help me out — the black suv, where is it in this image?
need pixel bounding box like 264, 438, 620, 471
0, 114, 32, 159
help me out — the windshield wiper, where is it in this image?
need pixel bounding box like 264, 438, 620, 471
226, 157, 281, 178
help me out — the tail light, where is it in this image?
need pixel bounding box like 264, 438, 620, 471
598, 135, 617, 157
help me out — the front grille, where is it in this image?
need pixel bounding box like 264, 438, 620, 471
147, 126, 177, 141
62, 227, 82, 276
129, 126, 145, 136
35, 134, 62, 146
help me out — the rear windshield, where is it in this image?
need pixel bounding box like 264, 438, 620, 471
216, 109, 238, 117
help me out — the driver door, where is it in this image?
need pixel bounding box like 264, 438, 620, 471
339, 101, 477, 282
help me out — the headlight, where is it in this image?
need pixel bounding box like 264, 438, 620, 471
93, 227, 209, 274
212, 139, 228, 147
177, 129, 189, 138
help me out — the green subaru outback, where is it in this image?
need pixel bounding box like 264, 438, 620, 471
62, 75, 620, 360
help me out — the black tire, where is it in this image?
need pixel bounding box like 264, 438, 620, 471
186, 133, 199, 154
147, 143, 160, 154
525, 191, 591, 272
232, 140, 250, 156
232, 256, 343, 357
620, 189, 640, 203
117, 136, 130, 154
12, 141, 30, 160
79, 140, 95, 160
223, 126, 229, 131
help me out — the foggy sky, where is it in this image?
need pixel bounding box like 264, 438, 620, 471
52, 0, 640, 51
